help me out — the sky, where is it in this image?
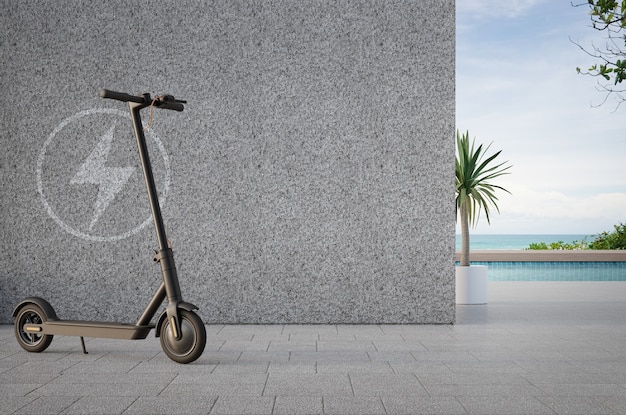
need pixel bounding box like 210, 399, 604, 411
456, 0, 626, 235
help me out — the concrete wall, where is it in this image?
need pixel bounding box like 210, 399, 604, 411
1, 0, 455, 324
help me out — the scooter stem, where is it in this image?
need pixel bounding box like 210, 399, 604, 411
128, 101, 183, 308
129, 102, 169, 252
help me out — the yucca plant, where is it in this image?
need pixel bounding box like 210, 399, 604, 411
456, 130, 511, 266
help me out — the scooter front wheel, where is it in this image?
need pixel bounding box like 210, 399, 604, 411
160, 310, 206, 364
14, 304, 54, 353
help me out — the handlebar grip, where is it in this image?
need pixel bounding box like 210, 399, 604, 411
99, 89, 146, 103
157, 101, 185, 112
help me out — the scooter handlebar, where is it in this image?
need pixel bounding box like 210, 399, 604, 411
99, 89, 145, 103
99, 89, 186, 111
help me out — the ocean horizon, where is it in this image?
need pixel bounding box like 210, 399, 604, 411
455, 234, 594, 250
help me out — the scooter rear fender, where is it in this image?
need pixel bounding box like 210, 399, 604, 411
13, 297, 59, 321
155, 301, 198, 338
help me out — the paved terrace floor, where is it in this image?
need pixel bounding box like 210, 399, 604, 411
2, 281, 626, 415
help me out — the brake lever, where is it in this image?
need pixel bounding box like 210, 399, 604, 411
159, 95, 187, 104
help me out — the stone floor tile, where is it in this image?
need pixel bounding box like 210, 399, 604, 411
62, 396, 137, 415
164, 373, 268, 397
212, 360, 269, 374
442, 360, 527, 374
323, 396, 386, 415
289, 351, 371, 363
124, 396, 217, 415
534, 383, 626, 397
418, 372, 532, 385
238, 351, 290, 362
0, 396, 38, 415
522, 372, 610, 385
383, 396, 468, 415
267, 340, 317, 352
349, 373, 429, 397
263, 373, 352, 397
537, 396, 619, 415
457, 396, 555, 415
316, 361, 394, 374
424, 383, 546, 397
389, 361, 453, 374
267, 361, 317, 374
599, 395, 626, 414
273, 396, 323, 415
13, 396, 78, 414
32, 382, 166, 397
209, 396, 274, 415
367, 351, 416, 363
317, 340, 377, 352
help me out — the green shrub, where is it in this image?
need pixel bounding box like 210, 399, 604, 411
589, 223, 626, 250
526, 223, 626, 250
525, 240, 588, 250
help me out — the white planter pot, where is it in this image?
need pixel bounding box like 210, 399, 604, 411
455, 265, 488, 305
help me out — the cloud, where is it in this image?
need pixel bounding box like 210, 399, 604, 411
459, 182, 626, 234
457, 0, 546, 20
500, 184, 626, 219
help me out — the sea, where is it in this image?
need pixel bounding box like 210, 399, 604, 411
455, 234, 593, 251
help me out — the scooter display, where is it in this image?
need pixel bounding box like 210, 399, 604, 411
13, 89, 207, 364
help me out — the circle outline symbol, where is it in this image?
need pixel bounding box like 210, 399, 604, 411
36, 108, 170, 242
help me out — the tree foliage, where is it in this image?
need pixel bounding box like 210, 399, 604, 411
575, 0, 626, 107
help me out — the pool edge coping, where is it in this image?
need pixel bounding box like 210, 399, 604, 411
455, 250, 626, 262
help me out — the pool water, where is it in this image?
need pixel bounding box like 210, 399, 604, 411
466, 262, 626, 281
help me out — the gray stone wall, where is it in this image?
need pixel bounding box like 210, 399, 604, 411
1, 0, 455, 324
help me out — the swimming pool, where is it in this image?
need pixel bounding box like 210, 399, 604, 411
467, 261, 626, 281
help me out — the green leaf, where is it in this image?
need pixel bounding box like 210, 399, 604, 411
455, 130, 511, 228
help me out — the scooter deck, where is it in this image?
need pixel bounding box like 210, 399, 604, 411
26, 320, 154, 340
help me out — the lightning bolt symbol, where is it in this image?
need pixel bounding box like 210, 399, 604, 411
71, 123, 136, 231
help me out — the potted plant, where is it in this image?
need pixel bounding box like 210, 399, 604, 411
456, 130, 511, 304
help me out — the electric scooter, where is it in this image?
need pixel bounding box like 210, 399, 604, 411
13, 89, 206, 364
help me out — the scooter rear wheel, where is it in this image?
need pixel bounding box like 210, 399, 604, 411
160, 310, 206, 364
14, 304, 54, 353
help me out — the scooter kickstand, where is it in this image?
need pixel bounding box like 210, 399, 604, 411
80, 337, 88, 354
